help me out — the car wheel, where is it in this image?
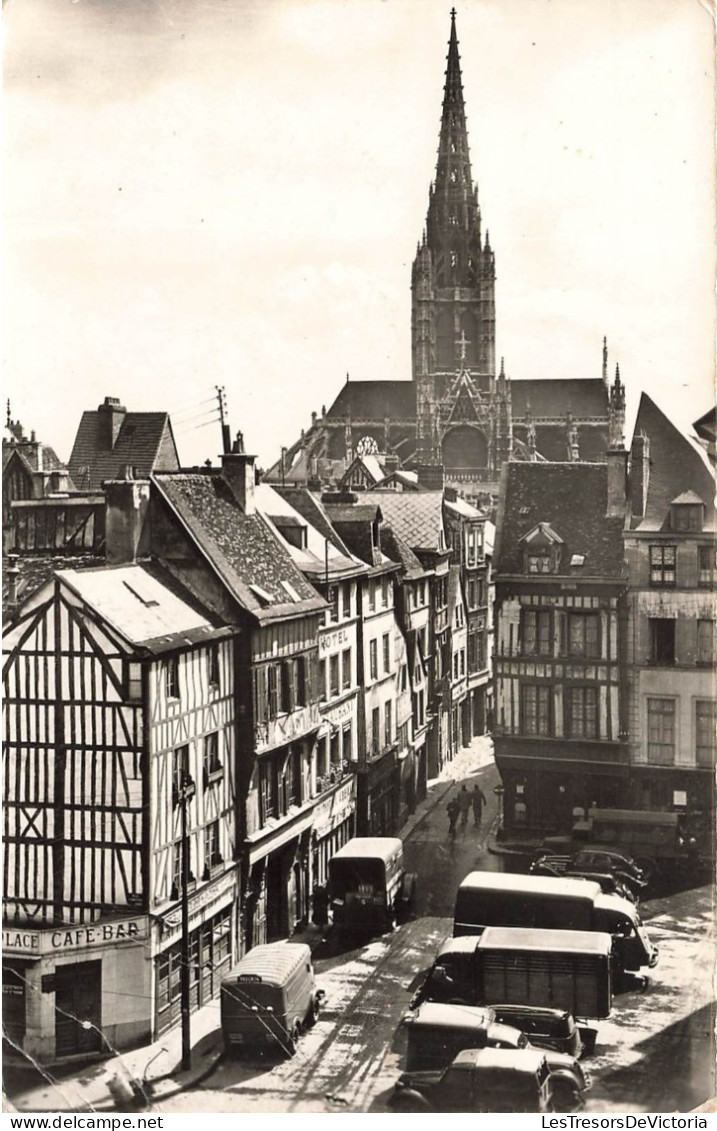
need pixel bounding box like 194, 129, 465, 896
307, 995, 321, 1027
287, 1021, 301, 1055
393, 1093, 430, 1112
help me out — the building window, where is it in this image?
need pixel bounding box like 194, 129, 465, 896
126, 661, 142, 702
171, 840, 193, 899
671, 503, 703, 532
259, 758, 278, 822
567, 613, 600, 659
280, 660, 293, 712
316, 737, 328, 780
204, 821, 222, 871
698, 545, 715, 588
696, 701, 716, 768
318, 658, 327, 703
567, 687, 598, 739
526, 553, 553, 574
649, 544, 676, 586
459, 649, 465, 676
372, 707, 381, 756
172, 745, 190, 806
368, 579, 375, 612
329, 654, 340, 698
647, 698, 675, 765
342, 583, 351, 619
203, 733, 222, 783
284, 745, 302, 807
649, 618, 675, 665
328, 586, 339, 623
207, 644, 220, 688
330, 730, 340, 767
384, 700, 393, 745
369, 639, 378, 681
342, 648, 352, 690
267, 664, 279, 715
342, 723, 353, 762
295, 656, 307, 706
165, 656, 180, 700
697, 620, 714, 666
466, 526, 484, 567
453, 652, 459, 680
521, 609, 552, 656
382, 633, 391, 673
381, 576, 390, 607
520, 685, 552, 736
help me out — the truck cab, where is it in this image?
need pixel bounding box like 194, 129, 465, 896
389, 1047, 555, 1113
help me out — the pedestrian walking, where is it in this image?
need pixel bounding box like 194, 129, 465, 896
457, 784, 472, 830
470, 782, 487, 828
446, 796, 459, 838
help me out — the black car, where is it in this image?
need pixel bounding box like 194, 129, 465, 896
531, 847, 647, 897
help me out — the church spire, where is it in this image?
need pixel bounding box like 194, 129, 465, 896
425, 8, 481, 274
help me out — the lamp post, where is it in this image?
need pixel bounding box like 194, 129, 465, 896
177, 769, 196, 1072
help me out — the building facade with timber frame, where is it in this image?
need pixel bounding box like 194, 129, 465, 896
2, 564, 239, 1060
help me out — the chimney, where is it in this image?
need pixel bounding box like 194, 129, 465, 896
104, 468, 151, 564
97, 397, 127, 450
606, 448, 628, 519
630, 432, 651, 519
221, 431, 256, 515
383, 454, 399, 473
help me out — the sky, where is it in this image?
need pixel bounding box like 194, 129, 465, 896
4, 0, 715, 470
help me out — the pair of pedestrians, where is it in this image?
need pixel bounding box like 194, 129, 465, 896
446, 782, 487, 837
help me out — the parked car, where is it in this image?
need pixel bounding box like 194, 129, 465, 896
401, 1001, 590, 1111
532, 847, 647, 897
328, 837, 416, 935
388, 1046, 555, 1113
530, 857, 639, 903
490, 1003, 592, 1058
220, 942, 324, 1056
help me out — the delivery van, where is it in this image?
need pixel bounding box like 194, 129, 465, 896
328, 837, 416, 935
220, 942, 324, 1055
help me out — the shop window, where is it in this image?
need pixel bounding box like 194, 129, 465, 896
695, 700, 716, 768
567, 687, 598, 739
649, 544, 676, 586
649, 618, 675, 665
520, 684, 552, 736
647, 698, 675, 765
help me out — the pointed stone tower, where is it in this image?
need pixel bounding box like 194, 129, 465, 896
412, 9, 497, 479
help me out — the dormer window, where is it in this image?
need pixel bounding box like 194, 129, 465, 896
670, 492, 705, 532
520, 522, 563, 575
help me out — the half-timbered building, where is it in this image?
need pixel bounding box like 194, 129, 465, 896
492, 459, 628, 833
2, 562, 237, 1059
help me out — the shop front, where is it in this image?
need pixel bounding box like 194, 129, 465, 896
153, 869, 237, 1038
2, 915, 150, 1063
243, 809, 315, 950
311, 775, 356, 891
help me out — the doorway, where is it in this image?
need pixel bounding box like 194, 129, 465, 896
55, 960, 102, 1057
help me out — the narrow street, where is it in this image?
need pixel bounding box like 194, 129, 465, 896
151, 756, 715, 1114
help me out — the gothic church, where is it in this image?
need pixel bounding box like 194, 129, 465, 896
266, 11, 624, 504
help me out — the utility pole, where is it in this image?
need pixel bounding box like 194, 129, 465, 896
178, 761, 196, 1071
216, 385, 230, 454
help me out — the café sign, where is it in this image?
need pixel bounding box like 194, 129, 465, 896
3, 917, 148, 957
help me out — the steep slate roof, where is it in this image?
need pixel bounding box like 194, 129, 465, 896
361, 491, 446, 554
152, 472, 324, 621
3, 441, 67, 477
510, 379, 609, 419
255, 483, 365, 581
495, 462, 625, 577
68, 410, 179, 491
630, 394, 715, 531
2, 553, 100, 618
381, 525, 427, 579
327, 381, 417, 421
273, 487, 353, 557
322, 503, 385, 566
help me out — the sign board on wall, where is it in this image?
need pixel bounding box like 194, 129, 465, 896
2, 917, 148, 957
